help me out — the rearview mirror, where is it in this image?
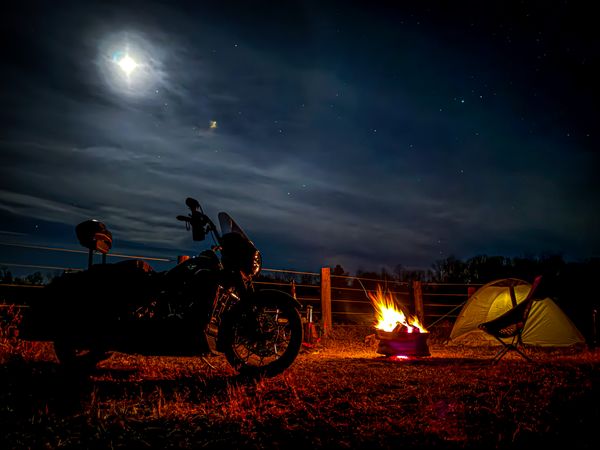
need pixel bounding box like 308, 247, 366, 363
185, 197, 200, 211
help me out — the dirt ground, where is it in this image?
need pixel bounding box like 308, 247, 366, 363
1, 326, 599, 449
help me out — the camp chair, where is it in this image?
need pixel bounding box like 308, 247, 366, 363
477, 275, 543, 363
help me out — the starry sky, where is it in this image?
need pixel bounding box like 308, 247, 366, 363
0, 0, 598, 275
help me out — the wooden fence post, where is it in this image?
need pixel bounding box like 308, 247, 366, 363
320, 267, 332, 336
412, 280, 424, 325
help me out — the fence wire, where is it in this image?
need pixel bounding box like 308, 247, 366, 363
0, 241, 478, 330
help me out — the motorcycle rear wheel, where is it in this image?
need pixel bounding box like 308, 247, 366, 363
222, 297, 302, 378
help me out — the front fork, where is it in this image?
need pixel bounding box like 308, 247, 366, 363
206, 272, 255, 351
206, 284, 248, 352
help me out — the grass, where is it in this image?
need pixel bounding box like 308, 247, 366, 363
1, 322, 599, 449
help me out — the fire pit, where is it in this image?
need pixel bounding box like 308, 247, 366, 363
368, 287, 431, 358
375, 328, 430, 357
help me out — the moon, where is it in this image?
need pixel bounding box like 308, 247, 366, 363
117, 54, 138, 76
98, 32, 166, 97
112, 50, 139, 77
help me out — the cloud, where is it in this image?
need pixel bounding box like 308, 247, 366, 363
1, 0, 598, 274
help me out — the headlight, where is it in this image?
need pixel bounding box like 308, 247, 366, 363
221, 232, 261, 278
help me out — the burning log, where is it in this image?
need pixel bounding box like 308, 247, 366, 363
375, 328, 430, 357
368, 286, 431, 358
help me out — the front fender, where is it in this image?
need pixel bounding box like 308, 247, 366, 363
246, 289, 302, 310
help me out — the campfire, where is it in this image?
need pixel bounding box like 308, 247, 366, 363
368, 286, 430, 358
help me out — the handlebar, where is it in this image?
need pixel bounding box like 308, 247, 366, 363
177, 197, 221, 243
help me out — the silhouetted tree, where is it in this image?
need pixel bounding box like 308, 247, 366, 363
23, 272, 45, 286
394, 264, 431, 282
0, 267, 13, 284
331, 264, 349, 288
351, 269, 381, 291
0, 268, 48, 285
431, 256, 468, 283
300, 273, 318, 286
463, 255, 513, 283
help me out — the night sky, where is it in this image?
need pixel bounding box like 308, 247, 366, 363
1, 0, 598, 275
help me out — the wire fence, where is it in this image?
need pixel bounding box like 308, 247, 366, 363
0, 241, 482, 332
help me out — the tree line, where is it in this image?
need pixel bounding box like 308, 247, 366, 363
0, 268, 58, 286
2, 254, 598, 332
254, 254, 599, 337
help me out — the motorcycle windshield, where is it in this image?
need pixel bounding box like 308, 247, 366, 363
218, 212, 250, 240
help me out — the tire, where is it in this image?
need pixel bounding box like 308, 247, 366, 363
54, 338, 110, 371
221, 294, 303, 378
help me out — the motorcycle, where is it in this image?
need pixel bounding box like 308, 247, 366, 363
19, 197, 303, 378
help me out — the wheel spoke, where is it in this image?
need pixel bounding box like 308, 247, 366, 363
230, 306, 294, 367
223, 297, 302, 377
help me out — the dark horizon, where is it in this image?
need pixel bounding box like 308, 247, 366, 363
1, 1, 598, 275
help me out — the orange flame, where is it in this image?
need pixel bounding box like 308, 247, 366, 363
368, 286, 427, 333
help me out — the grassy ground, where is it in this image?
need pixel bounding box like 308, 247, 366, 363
1, 325, 599, 449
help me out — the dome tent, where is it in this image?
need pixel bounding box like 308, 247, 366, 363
449, 278, 585, 347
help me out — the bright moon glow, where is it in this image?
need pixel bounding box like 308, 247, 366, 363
100, 33, 164, 97
117, 54, 138, 76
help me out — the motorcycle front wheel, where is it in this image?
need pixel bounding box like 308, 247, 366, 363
221, 295, 303, 378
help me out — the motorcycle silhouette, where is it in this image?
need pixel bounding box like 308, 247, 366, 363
19, 197, 303, 377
